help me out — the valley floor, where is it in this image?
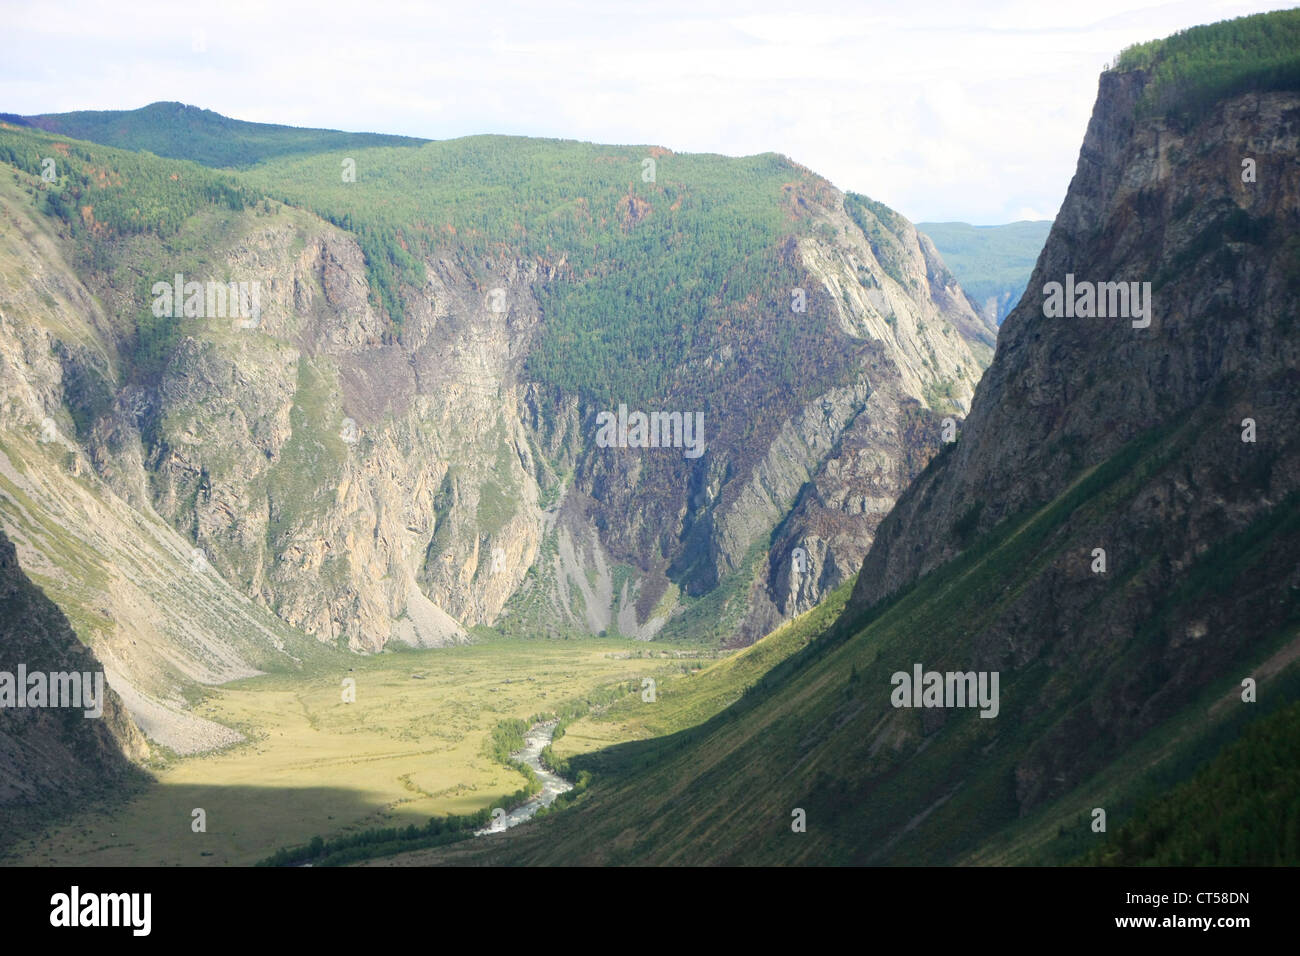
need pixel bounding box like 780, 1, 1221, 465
4, 639, 692, 867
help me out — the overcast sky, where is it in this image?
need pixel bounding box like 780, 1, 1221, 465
2, 0, 1293, 223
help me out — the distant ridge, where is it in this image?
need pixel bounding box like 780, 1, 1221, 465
10, 101, 427, 168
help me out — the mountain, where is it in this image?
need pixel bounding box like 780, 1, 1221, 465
0, 104, 994, 762
395, 9, 1300, 866
917, 221, 1051, 325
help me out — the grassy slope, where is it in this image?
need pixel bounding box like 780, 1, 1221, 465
551, 579, 855, 766
1079, 700, 1300, 866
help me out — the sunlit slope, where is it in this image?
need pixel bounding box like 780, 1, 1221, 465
547, 580, 856, 767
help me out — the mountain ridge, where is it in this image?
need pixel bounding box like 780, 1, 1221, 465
6, 101, 429, 168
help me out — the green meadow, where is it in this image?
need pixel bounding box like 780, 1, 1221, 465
5, 638, 694, 866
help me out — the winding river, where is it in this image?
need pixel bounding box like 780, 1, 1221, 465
475, 720, 572, 835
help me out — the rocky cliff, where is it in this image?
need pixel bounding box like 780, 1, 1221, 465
843, 59, 1300, 817
0, 117, 996, 680
854, 71, 1299, 611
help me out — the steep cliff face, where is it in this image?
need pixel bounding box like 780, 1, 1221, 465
139, 218, 554, 650
853, 73, 1300, 610
840, 66, 1300, 816
0, 119, 995, 664
520, 181, 994, 644
0, 528, 148, 849
0, 175, 322, 754
735, 374, 939, 644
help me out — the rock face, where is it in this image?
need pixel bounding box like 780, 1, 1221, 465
854, 74, 1300, 609
736, 374, 940, 645
0, 179, 321, 755
0, 528, 148, 848
723, 198, 994, 643
0, 129, 996, 669
849, 69, 1300, 810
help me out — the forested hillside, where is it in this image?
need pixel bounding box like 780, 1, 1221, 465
1112, 7, 1300, 120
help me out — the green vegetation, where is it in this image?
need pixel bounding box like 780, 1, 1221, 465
6, 639, 653, 866
554, 580, 853, 772
483, 716, 541, 797
1082, 700, 1300, 866
535, 677, 645, 776
917, 221, 1051, 324
1110, 9, 1300, 122
845, 192, 914, 291
257, 808, 490, 867
264, 359, 350, 551
483, 527, 586, 640
0, 117, 876, 454
242, 138, 844, 403
261, 713, 548, 867
656, 539, 768, 645
922, 377, 961, 414
0, 124, 252, 243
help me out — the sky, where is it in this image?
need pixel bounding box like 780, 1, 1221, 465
1, 0, 1294, 224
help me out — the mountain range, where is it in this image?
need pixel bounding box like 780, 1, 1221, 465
369, 8, 1300, 866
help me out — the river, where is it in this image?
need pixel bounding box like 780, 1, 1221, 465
475, 720, 573, 835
